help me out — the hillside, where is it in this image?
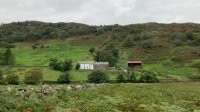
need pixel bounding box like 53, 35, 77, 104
0, 21, 200, 78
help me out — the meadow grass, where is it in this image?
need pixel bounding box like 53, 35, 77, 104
143, 62, 199, 76
0, 82, 199, 112
11, 39, 93, 66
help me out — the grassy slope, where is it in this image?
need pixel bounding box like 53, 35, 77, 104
13, 39, 93, 66
0, 82, 199, 111
0, 35, 199, 81
1, 38, 95, 81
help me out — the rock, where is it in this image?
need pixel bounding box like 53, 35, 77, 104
68, 108, 81, 112
7, 87, 12, 92
67, 86, 73, 91
75, 85, 83, 90
22, 107, 32, 112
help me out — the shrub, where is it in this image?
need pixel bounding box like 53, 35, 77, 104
116, 73, 126, 83
95, 51, 118, 67
24, 70, 43, 84
170, 32, 181, 41
75, 63, 80, 70
5, 74, 19, 85
138, 71, 159, 83
0, 70, 4, 84
40, 45, 44, 48
63, 59, 73, 72
57, 72, 71, 84
2, 48, 15, 65
185, 30, 194, 40
32, 44, 37, 49
111, 49, 120, 58
88, 71, 109, 83
173, 39, 183, 46
123, 35, 134, 47
49, 58, 62, 71
140, 32, 153, 40
127, 71, 137, 83
110, 33, 117, 40
89, 47, 95, 54
141, 39, 155, 49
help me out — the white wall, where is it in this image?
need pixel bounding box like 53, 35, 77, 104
80, 63, 94, 70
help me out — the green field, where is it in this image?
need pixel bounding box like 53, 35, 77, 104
11, 39, 93, 66
0, 82, 199, 112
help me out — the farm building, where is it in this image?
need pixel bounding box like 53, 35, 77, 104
94, 62, 109, 71
127, 61, 142, 69
78, 61, 109, 70
79, 61, 94, 70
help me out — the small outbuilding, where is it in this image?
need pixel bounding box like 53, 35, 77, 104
127, 61, 142, 69
94, 62, 109, 71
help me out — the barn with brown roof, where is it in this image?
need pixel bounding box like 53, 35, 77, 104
127, 61, 142, 69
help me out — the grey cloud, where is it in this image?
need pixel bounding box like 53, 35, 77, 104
0, 0, 200, 25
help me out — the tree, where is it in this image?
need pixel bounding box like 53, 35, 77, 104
116, 73, 126, 83
111, 49, 119, 58
75, 63, 80, 70
5, 74, 19, 85
138, 71, 159, 83
57, 72, 71, 84
185, 30, 194, 40
123, 35, 134, 47
94, 51, 118, 67
0, 70, 4, 84
88, 71, 109, 83
24, 70, 43, 84
140, 32, 153, 40
63, 59, 73, 72
110, 33, 117, 40
3, 48, 15, 65
89, 47, 95, 54
49, 58, 62, 71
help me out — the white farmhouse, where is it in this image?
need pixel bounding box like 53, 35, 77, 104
78, 61, 109, 70
79, 61, 94, 70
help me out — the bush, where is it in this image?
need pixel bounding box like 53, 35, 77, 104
123, 35, 134, 47
63, 59, 73, 72
170, 32, 181, 41
88, 71, 109, 83
116, 73, 126, 83
138, 71, 159, 83
75, 63, 80, 70
2, 48, 15, 65
95, 51, 118, 67
5, 74, 19, 85
57, 72, 71, 84
24, 70, 43, 84
49, 58, 62, 71
89, 47, 95, 54
173, 39, 183, 46
49, 58, 73, 72
127, 71, 137, 83
32, 44, 37, 49
140, 32, 153, 40
185, 30, 194, 40
0, 70, 4, 84
141, 39, 155, 49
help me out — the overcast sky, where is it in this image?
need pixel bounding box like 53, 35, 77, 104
0, 0, 200, 25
